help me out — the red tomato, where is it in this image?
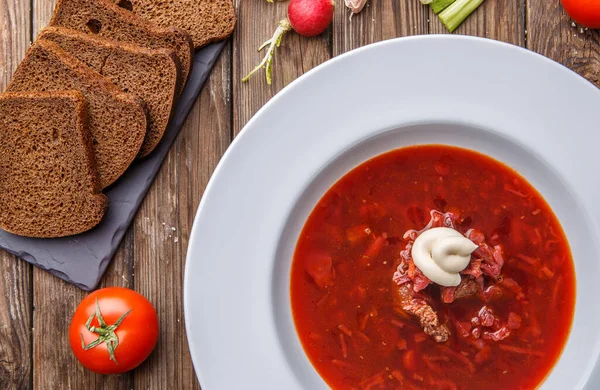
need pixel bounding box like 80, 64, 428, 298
561, 0, 600, 28
69, 287, 159, 374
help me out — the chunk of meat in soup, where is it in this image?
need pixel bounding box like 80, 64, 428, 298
441, 277, 479, 303
396, 284, 450, 343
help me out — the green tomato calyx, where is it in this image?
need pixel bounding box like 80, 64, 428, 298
79, 298, 132, 364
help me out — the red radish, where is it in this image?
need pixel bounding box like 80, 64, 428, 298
243, 0, 335, 84
289, 0, 335, 36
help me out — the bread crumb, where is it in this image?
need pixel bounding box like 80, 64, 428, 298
174, 237, 179, 243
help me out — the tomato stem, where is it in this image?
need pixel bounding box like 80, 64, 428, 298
242, 19, 292, 84
80, 298, 132, 364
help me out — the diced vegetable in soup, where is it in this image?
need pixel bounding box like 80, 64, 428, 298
290, 145, 575, 390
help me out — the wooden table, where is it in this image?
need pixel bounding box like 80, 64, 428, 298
1, 0, 598, 388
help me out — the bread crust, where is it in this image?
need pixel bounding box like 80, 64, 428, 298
39, 27, 180, 157
113, 0, 236, 49
6, 40, 147, 188
50, 0, 194, 94
0, 91, 108, 238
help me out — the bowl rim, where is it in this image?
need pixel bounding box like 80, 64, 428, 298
184, 34, 600, 390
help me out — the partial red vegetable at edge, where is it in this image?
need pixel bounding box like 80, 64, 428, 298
242, 0, 335, 84
561, 0, 600, 29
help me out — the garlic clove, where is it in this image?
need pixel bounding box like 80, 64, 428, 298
345, 0, 367, 14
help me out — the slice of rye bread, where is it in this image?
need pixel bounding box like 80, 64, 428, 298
39, 27, 179, 157
0, 91, 107, 238
113, 0, 235, 49
49, 0, 193, 95
6, 40, 147, 189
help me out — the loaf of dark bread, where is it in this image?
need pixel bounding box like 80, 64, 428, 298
6, 40, 147, 188
50, 0, 193, 95
0, 91, 107, 238
39, 27, 179, 157
113, 0, 236, 49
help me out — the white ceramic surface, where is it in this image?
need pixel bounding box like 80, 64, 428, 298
184, 35, 600, 389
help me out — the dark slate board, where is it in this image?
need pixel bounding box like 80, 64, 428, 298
0, 41, 226, 291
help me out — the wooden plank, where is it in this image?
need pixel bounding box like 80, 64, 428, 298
428, 0, 525, 45
32, 0, 55, 39
527, 0, 600, 87
0, 0, 32, 88
132, 42, 232, 390
0, 256, 32, 389
333, 0, 429, 55
0, 259, 32, 390
32, 236, 135, 390
232, 0, 331, 135
0, 0, 33, 388
30, 1, 134, 388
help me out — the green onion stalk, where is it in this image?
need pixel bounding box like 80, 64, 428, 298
420, 0, 485, 32
430, 0, 456, 14
439, 0, 485, 32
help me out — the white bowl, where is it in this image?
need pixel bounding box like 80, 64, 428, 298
184, 35, 600, 389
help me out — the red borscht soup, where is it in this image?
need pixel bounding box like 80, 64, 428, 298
291, 145, 575, 390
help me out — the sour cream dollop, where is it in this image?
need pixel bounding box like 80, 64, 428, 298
411, 227, 478, 287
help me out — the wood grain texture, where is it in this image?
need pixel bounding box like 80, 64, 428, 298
32, 234, 134, 390
3, 0, 600, 388
333, 0, 429, 56
30, 0, 135, 388
527, 0, 600, 87
32, 0, 56, 36
429, 0, 525, 46
0, 257, 32, 389
232, 0, 331, 135
0, 0, 33, 388
132, 43, 232, 390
